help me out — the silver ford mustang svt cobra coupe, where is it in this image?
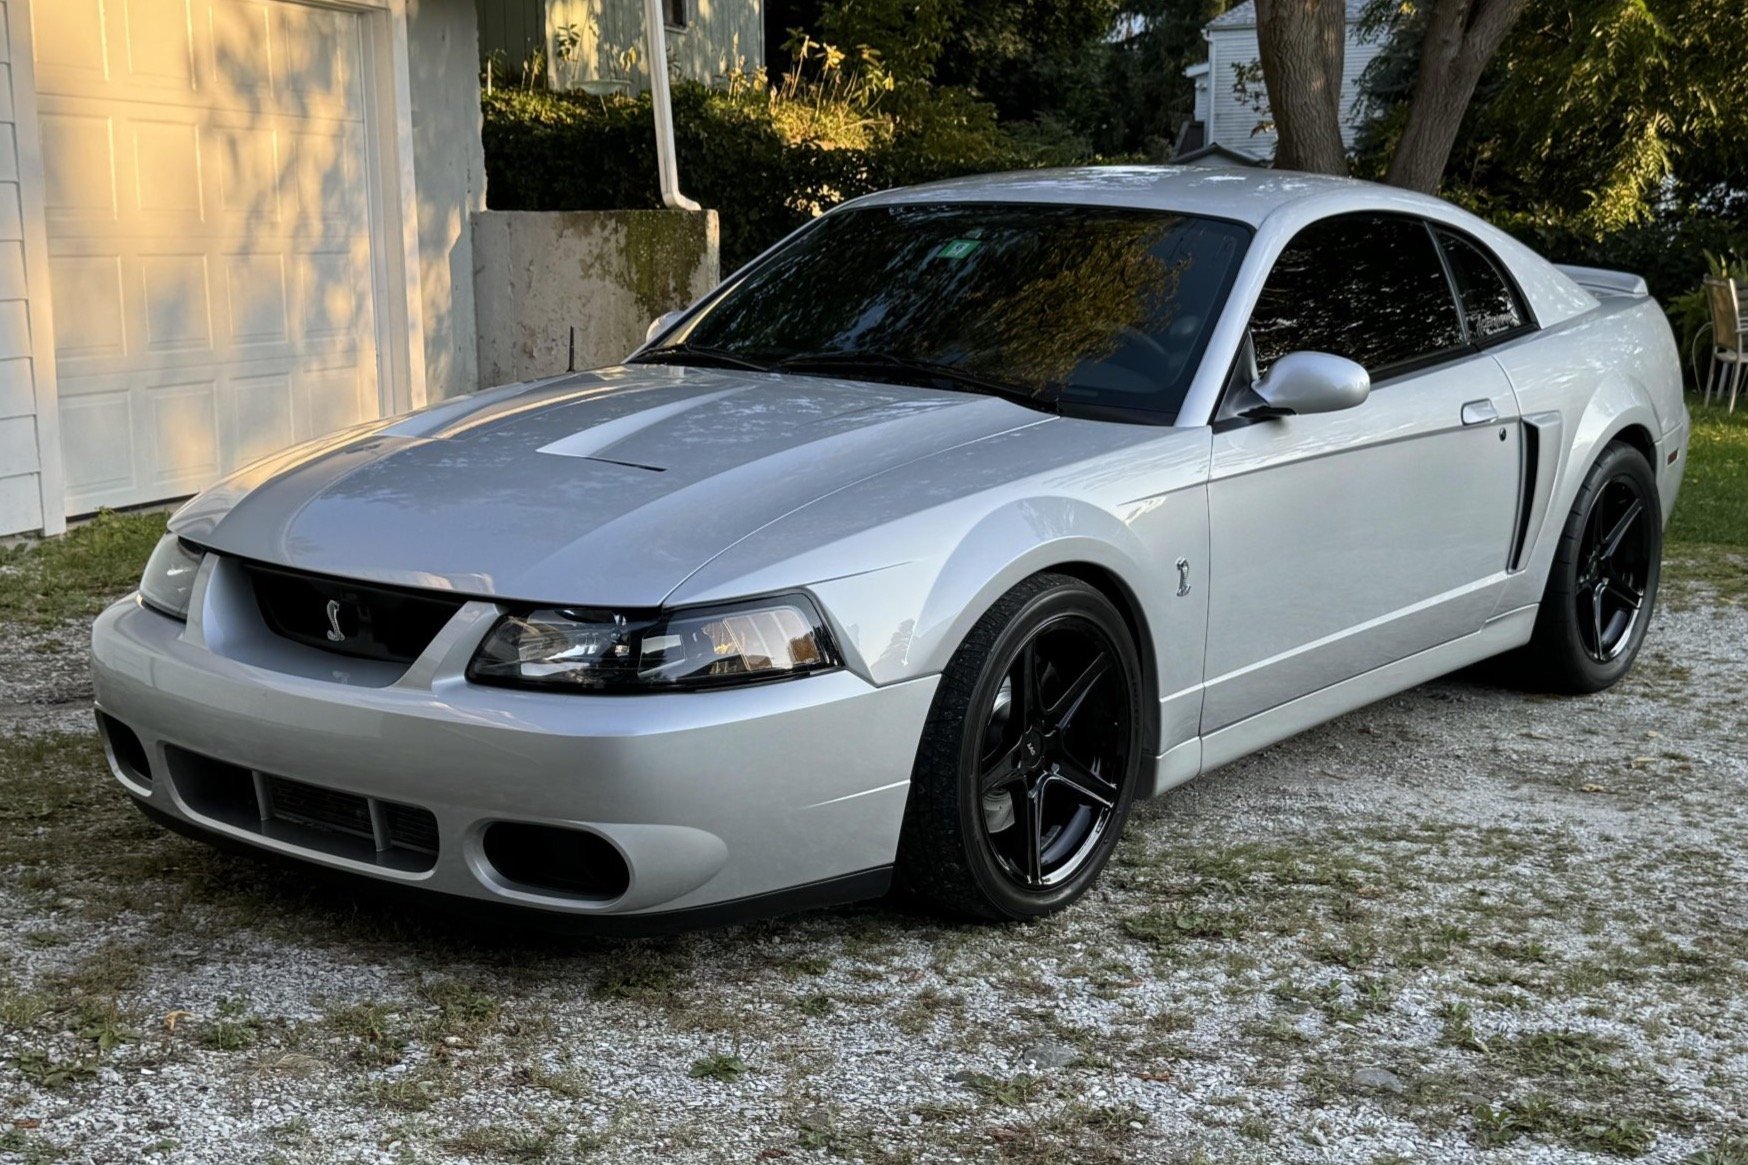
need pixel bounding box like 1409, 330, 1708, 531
92, 168, 1687, 931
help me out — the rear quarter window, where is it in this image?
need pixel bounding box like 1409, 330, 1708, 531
1436, 228, 1531, 341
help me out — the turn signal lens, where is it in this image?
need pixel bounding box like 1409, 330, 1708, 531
467, 596, 839, 692
138, 535, 204, 621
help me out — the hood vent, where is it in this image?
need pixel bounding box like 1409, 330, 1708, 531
581, 455, 666, 472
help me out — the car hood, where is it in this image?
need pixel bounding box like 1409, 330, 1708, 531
173, 366, 1050, 606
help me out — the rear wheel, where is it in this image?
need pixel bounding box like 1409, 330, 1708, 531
1519, 441, 1661, 692
895, 574, 1144, 921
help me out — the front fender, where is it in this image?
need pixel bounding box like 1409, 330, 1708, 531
668, 420, 1213, 756
902, 497, 1160, 683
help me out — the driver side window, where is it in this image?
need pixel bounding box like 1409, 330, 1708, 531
1250, 214, 1466, 379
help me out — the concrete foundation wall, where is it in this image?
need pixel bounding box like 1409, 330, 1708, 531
473, 209, 719, 386
407, 0, 488, 402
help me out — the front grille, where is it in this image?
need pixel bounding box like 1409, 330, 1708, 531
165, 746, 439, 873
382, 802, 440, 854
266, 776, 374, 840
242, 561, 465, 664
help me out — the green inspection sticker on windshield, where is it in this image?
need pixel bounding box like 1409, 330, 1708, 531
934, 238, 983, 260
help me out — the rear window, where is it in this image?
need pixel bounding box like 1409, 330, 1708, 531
1250, 213, 1466, 377
655, 202, 1252, 421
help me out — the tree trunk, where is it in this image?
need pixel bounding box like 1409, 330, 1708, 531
1386, 0, 1530, 192
1252, 0, 1348, 174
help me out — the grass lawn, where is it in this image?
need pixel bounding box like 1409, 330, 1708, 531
0, 398, 1742, 627
1668, 401, 1748, 545
0, 509, 167, 627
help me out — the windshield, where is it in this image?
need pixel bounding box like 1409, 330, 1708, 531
638, 202, 1250, 422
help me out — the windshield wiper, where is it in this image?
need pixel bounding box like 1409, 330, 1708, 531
629, 344, 773, 373
773, 351, 1057, 413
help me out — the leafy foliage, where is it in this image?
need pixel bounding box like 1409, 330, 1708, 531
1097, 0, 1235, 155
483, 77, 1088, 270
1355, 0, 1748, 357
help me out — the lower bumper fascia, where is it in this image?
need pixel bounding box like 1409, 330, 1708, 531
133, 797, 894, 937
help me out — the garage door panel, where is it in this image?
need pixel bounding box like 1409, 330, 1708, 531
214, 125, 281, 221
32, 0, 113, 93
40, 112, 117, 222
120, 0, 199, 94
273, 5, 360, 113
146, 379, 220, 486
224, 253, 289, 344
229, 371, 293, 464
43, 0, 385, 515
130, 118, 205, 220
139, 254, 214, 353
59, 392, 135, 496
288, 127, 366, 224
209, 0, 275, 100
297, 251, 369, 341
49, 255, 127, 361
300, 364, 369, 439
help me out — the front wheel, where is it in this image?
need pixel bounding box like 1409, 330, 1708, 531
1519, 441, 1662, 693
895, 574, 1144, 921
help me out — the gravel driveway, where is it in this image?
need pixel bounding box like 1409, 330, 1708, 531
1, 562, 1744, 1165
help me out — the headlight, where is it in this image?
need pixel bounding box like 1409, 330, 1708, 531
139, 535, 204, 620
467, 595, 840, 692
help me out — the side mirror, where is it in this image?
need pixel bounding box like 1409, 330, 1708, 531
645, 310, 684, 344
1249, 351, 1370, 417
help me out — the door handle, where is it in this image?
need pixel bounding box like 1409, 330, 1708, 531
1461, 399, 1500, 425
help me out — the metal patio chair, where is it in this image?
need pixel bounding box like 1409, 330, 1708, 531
1703, 276, 1746, 413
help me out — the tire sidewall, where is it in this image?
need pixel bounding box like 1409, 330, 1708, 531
952, 582, 1145, 920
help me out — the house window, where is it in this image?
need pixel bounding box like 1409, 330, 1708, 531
664, 0, 688, 29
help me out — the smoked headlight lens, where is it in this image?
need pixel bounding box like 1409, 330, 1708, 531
466, 595, 840, 692
139, 535, 203, 621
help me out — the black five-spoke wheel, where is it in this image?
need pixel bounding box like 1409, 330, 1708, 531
1574, 478, 1651, 663
897, 574, 1143, 920
1522, 440, 1661, 692
977, 623, 1126, 889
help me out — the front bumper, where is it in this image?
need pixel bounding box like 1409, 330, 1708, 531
90, 558, 937, 926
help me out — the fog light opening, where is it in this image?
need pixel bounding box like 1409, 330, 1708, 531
98, 713, 152, 787
481, 822, 631, 901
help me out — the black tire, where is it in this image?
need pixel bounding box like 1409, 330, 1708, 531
1518, 441, 1662, 693
894, 574, 1145, 921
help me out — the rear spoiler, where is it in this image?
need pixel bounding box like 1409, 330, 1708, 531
1554, 264, 1649, 298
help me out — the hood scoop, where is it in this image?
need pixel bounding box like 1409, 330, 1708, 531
533, 389, 738, 468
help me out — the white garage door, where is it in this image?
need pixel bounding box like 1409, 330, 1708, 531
34, 0, 385, 514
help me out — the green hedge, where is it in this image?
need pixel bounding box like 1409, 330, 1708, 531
482, 85, 1050, 270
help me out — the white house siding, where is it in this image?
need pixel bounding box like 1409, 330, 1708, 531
1200, 15, 1383, 162
0, 0, 52, 534
545, 0, 763, 91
